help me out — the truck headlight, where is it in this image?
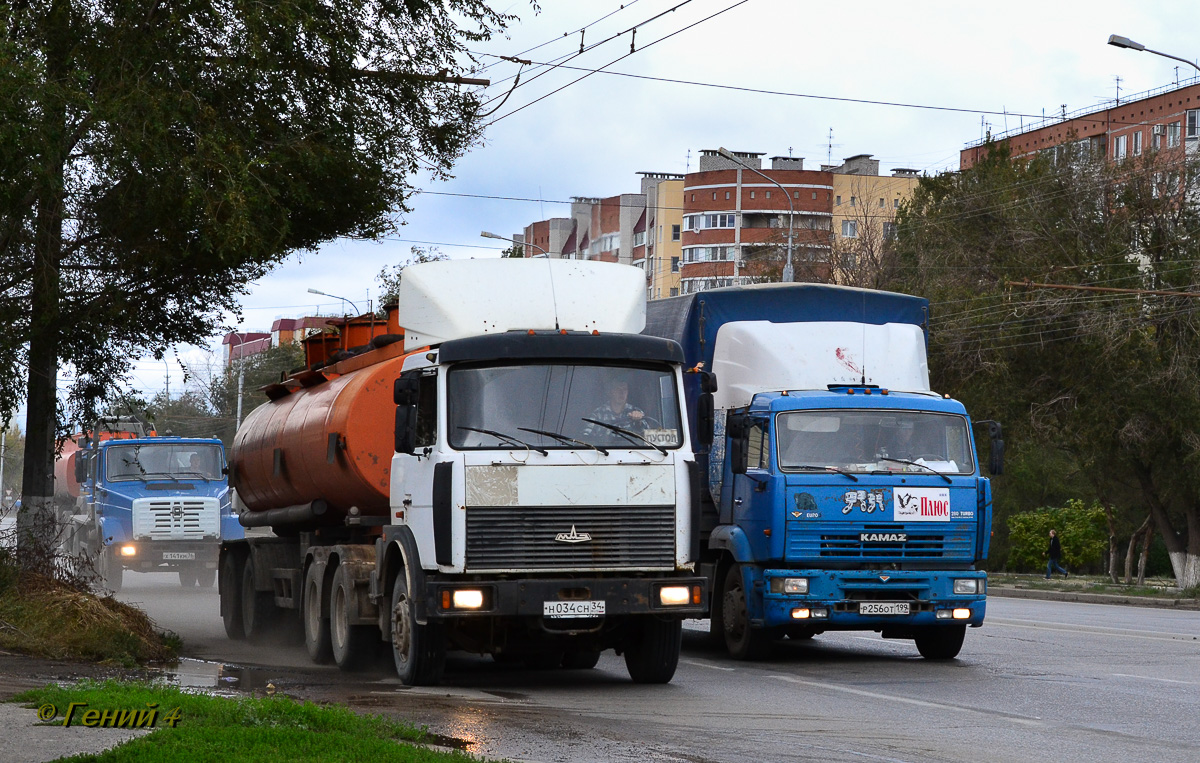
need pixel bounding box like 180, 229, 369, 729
953, 578, 979, 595
783, 577, 808, 594
658, 586, 690, 606
451, 590, 484, 609
119, 544, 137, 557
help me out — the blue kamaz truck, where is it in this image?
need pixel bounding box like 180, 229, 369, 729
64, 436, 244, 592
645, 283, 1000, 660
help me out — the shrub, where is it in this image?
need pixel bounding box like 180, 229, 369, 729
1006, 500, 1108, 573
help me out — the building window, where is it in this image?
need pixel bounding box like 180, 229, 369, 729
691, 193, 696, 202
725, 191, 730, 200
1132, 130, 1142, 156
841, 220, 858, 238
850, 196, 856, 207
894, 198, 900, 209
883, 222, 897, 240
878, 198, 885, 208
671, 257, 679, 273
1188, 110, 1200, 139
1153, 125, 1163, 151
712, 192, 717, 200
765, 190, 771, 199
835, 195, 841, 205
669, 287, 679, 297
671, 224, 680, 241
1168, 121, 1181, 148
633, 231, 646, 247
1114, 134, 1127, 160
811, 192, 816, 200
749, 191, 755, 199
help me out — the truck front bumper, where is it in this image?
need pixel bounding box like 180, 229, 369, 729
422, 575, 709, 621
112, 540, 220, 571
760, 569, 987, 629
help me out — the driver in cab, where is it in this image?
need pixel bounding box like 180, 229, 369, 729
583, 378, 645, 436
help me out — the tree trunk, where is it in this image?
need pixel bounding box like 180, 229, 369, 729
1103, 504, 1118, 584
1124, 515, 1151, 585
1134, 463, 1200, 589
1136, 528, 1151, 587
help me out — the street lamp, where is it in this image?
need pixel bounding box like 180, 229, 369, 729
1108, 34, 1200, 74
307, 287, 362, 316
482, 230, 547, 257
716, 147, 795, 283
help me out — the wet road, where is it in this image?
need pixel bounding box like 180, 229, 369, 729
117, 572, 1200, 763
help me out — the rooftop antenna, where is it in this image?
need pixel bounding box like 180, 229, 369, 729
1114, 75, 1122, 104
685, 148, 691, 173
825, 128, 841, 166
1176, 66, 1181, 86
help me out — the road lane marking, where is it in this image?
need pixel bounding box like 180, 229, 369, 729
766, 674, 1046, 728
1111, 673, 1200, 686
681, 659, 735, 671
989, 617, 1198, 643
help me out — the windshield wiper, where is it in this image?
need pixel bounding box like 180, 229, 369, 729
879, 457, 952, 484
581, 418, 666, 454
457, 426, 548, 456
790, 464, 859, 482
517, 427, 609, 456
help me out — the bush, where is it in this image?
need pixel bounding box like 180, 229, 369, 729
1006, 500, 1108, 573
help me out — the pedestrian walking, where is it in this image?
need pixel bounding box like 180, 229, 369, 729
1045, 529, 1068, 578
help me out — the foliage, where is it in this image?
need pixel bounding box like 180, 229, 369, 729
888, 141, 1200, 586
501, 243, 524, 258
14, 680, 489, 762
1006, 500, 1108, 572
375, 245, 449, 306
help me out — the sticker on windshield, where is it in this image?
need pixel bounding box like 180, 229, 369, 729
893, 487, 950, 522
641, 428, 679, 447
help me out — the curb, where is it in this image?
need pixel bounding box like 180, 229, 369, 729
990, 586, 1200, 610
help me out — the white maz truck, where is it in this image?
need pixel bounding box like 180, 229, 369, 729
220, 259, 708, 685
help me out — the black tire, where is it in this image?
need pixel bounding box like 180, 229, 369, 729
721, 564, 776, 660
562, 650, 602, 670
98, 546, 123, 594
220, 551, 245, 640
240, 554, 276, 642
196, 568, 216, 588
330, 564, 374, 671
178, 569, 197, 587
390, 568, 446, 686
625, 617, 682, 684
915, 625, 966, 660
302, 564, 334, 664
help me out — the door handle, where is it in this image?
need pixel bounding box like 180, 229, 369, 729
733, 498, 744, 506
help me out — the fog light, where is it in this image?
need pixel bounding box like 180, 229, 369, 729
811, 608, 828, 618
953, 579, 979, 595
119, 545, 137, 557
783, 577, 809, 594
452, 590, 484, 609
659, 586, 690, 606
936, 609, 953, 619
953, 608, 972, 620
791, 608, 811, 619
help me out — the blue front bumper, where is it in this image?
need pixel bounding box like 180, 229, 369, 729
759, 569, 987, 629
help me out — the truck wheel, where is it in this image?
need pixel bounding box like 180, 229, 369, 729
624, 617, 682, 684
302, 564, 333, 664
196, 568, 216, 588
721, 564, 775, 660
330, 564, 374, 671
562, 650, 602, 670
241, 555, 276, 641
220, 551, 245, 640
914, 625, 966, 660
390, 569, 445, 686
179, 570, 197, 587
98, 547, 123, 594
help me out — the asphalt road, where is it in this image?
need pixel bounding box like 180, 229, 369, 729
116, 572, 1200, 763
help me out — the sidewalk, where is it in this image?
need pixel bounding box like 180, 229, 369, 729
989, 574, 1200, 610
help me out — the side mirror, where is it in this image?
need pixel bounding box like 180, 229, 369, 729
73, 453, 87, 483
728, 412, 749, 475
393, 375, 419, 405
697, 393, 714, 447
699, 372, 718, 394
395, 405, 417, 454
987, 422, 1004, 476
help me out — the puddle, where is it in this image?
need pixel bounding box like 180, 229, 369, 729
160, 658, 282, 695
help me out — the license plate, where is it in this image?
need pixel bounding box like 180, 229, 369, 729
163, 552, 195, 561
859, 601, 910, 615
543, 600, 606, 618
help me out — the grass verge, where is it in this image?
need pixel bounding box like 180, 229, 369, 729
988, 573, 1196, 599
14, 680, 495, 762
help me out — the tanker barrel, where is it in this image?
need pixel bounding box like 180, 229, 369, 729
238, 499, 329, 529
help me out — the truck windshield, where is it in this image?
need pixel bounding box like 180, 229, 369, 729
448, 363, 682, 451
776, 410, 974, 475
105, 444, 224, 482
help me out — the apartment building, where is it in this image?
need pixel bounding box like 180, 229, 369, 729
826, 155, 920, 285
638, 173, 684, 299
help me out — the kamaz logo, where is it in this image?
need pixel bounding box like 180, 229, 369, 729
860, 532, 906, 543
554, 525, 592, 543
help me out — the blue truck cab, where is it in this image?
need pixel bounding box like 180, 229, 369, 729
646, 283, 1000, 660
71, 436, 244, 591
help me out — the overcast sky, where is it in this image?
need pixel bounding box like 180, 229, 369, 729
110, 0, 1200, 407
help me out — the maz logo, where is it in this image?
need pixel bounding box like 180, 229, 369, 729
554, 525, 592, 543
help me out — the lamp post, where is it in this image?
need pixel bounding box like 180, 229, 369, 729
1108, 34, 1200, 74
306, 287, 361, 316
482, 230, 547, 257
716, 147, 795, 283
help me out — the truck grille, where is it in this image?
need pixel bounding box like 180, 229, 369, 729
466, 505, 676, 572
132, 498, 220, 541
818, 532, 947, 558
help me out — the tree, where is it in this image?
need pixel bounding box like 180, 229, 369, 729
207, 342, 307, 446
890, 141, 1200, 587
0, 424, 23, 509
1, 1, 515, 572
375, 245, 448, 306
501, 243, 524, 258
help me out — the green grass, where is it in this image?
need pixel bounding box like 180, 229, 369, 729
14, 680, 496, 762
988, 572, 1193, 599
